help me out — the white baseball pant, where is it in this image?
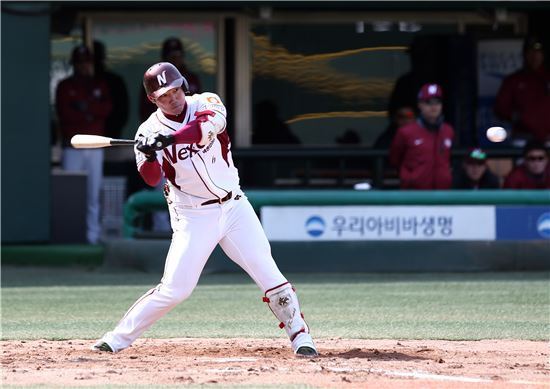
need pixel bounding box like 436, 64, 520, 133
101, 194, 290, 352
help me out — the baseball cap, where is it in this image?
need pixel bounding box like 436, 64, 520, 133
162, 37, 184, 59
522, 140, 547, 156
417, 83, 443, 102
71, 45, 93, 64
465, 148, 487, 164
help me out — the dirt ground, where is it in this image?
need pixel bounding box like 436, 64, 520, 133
2, 338, 548, 388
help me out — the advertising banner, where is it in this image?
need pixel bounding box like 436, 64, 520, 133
496, 207, 550, 240
261, 205, 550, 241
261, 206, 496, 241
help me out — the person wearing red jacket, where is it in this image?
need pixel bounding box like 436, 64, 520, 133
139, 37, 202, 122
55, 45, 113, 244
390, 83, 454, 189
494, 36, 550, 146
503, 141, 550, 189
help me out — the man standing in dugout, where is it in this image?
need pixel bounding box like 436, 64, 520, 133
494, 36, 550, 147
390, 83, 454, 190
55, 45, 113, 244
91, 62, 318, 358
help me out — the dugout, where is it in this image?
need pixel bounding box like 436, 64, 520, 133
1, 1, 549, 249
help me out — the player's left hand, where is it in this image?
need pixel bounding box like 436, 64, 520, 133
195, 110, 215, 122
151, 134, 175, 151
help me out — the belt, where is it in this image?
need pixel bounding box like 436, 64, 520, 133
201, 191, 232, 206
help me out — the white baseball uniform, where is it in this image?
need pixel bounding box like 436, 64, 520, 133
97, 92, 316, 354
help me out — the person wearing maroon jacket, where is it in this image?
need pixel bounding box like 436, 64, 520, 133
138, 37, 203, 232
494, 36, 550, 146
503, 141, 550, 189
55, 44, 113, 244
390, 83, 454, 189
139, 37, 202, 122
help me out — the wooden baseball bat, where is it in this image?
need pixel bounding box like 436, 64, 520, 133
71, 134, 135, 149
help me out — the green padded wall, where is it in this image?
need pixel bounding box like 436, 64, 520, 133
1, 4, 51, 242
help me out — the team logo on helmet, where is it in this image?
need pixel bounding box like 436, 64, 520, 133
157, 71, 168, 86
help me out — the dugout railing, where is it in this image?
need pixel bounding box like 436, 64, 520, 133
122, 146, 543, 240
231, 147, 524, 189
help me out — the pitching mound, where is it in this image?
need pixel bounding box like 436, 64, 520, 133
2, 338, 548, 388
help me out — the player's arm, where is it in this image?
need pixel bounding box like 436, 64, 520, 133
139, 161, 162, 187
389, 128, 406, 168
135, 131, 162, 187
494, 77, 514, 122
194, 92, 227, 144
150, 93, 227, 149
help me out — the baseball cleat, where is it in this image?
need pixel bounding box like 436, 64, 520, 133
295, 346, 319, 358
91, 341, 114, 353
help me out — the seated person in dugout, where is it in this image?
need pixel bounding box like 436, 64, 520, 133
452, 148, 500, 189
503, 140, 550, 189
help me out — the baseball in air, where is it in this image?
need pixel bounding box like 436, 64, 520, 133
486, 126, 507, 142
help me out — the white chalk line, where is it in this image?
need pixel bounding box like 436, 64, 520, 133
199, 358, 548, 385
328, 367, 549, 386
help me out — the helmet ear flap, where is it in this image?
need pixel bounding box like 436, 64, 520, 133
181, 76, 190, 94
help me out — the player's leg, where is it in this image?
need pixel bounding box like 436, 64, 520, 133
61, 147, 85, 172
93, 206, 221, 352
218, 197, 318, 357
220, 199, 286, 290
62, 148, 97, 243
62, 147, 102, 244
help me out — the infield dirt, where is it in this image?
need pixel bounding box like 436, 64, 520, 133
2, 338, 548, 388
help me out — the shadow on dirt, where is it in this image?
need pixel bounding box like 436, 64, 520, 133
323, 348, 430, 361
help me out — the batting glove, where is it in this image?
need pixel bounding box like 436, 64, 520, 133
136, 139, 157, 162
151, 134, 175, 151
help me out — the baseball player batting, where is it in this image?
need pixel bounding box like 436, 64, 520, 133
91, 62, 318, 357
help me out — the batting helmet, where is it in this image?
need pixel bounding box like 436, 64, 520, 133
143, 62, 189, 99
